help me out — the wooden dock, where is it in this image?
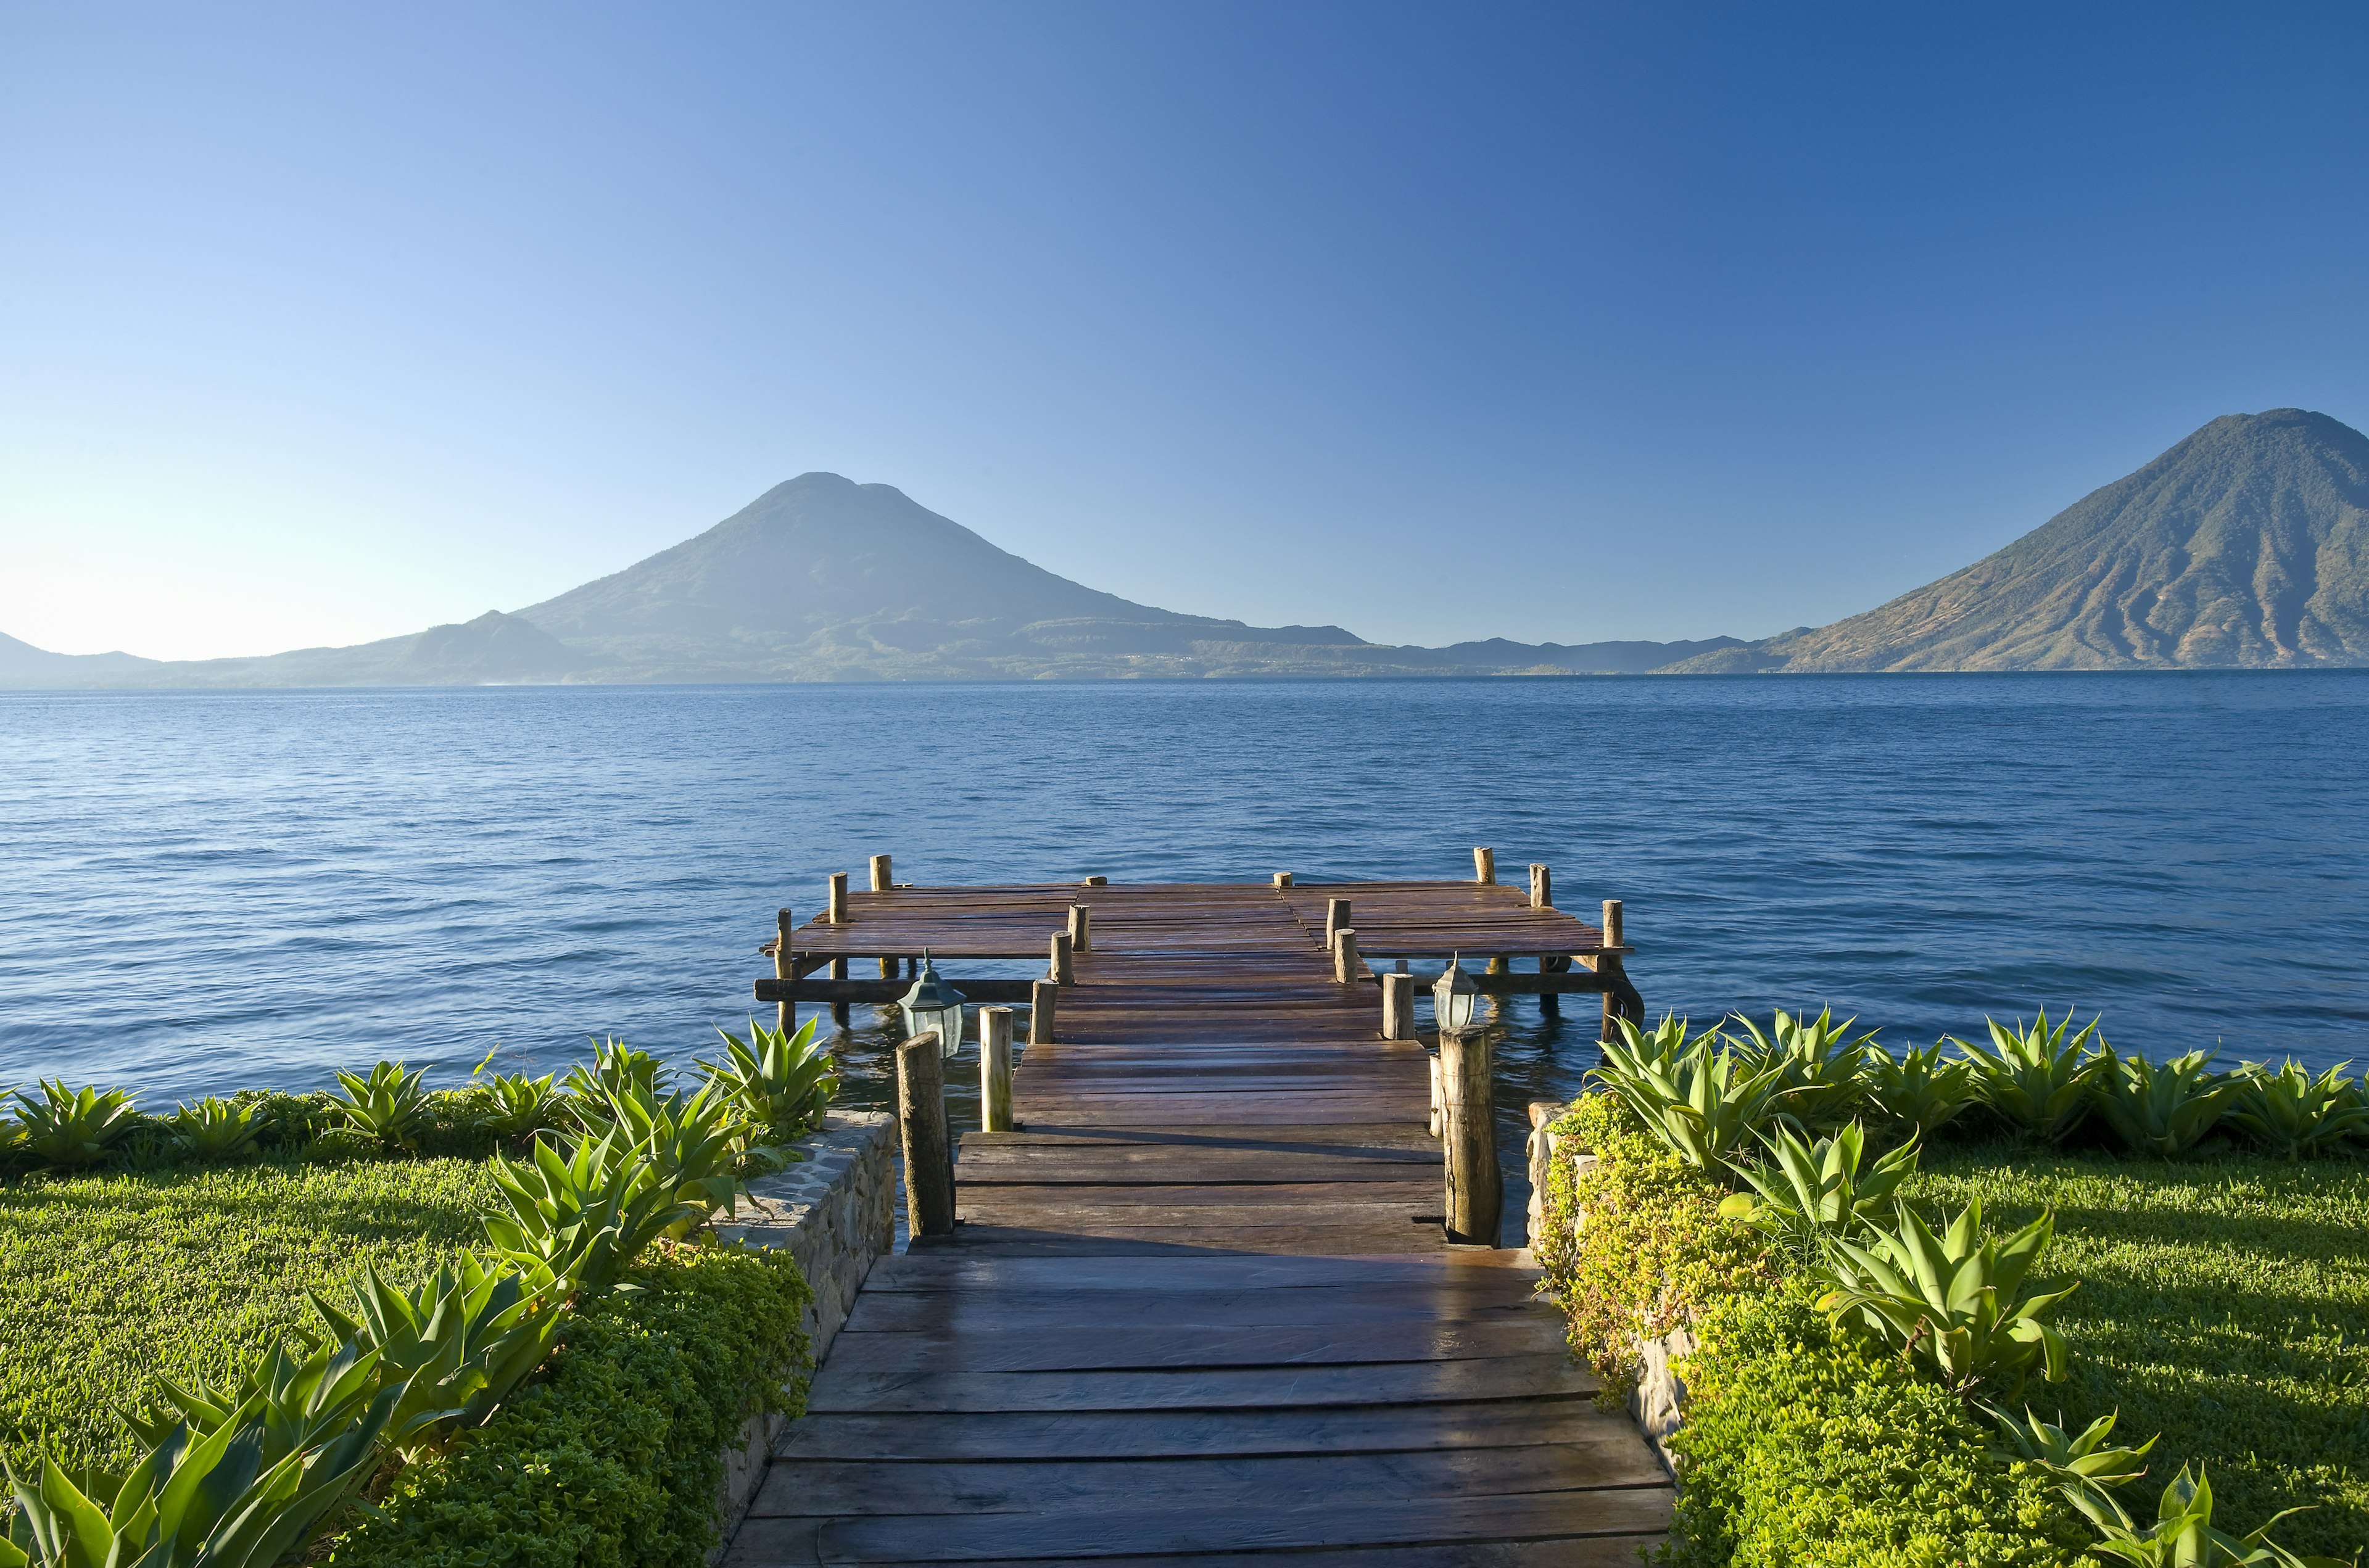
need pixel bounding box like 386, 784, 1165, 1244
727, 866, 1671, 1566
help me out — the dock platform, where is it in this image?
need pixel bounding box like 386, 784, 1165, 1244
727, 870, 1671, 1566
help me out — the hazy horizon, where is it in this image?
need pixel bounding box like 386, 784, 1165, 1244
6, 4, 2368, 661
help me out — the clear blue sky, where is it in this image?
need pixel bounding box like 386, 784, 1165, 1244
5, 3, 2367, 659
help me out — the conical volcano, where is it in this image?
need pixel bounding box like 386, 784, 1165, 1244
1733, 408, 2369, 671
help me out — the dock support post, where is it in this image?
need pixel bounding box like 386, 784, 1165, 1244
1049, 931, 1075, 986
827, 871, 848, 923
1069, 903, 1092, 954
1381, 972, 1414, 1040
1439, 1025, 1502, 1245
872, 857, 896, 978
1473, 847, 1495, 885
1081, 875, 1107, 886
1029, 978, 1058, 1044
1332, 927, 1363, 985
1325, 897, 1350, 948
1595, 898, 1642, 1042
980, 1007, 1015, 1133
1540, 954, 1569, 1019
772, 908, 795, 1034
1529, 863, 1550, 909
1272, 872, 1292, 888
1428, 1057, 1443, 1138
895, 1031, 956, 1240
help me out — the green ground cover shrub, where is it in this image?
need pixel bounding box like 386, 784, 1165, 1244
1665, 1284, 2090, 1568
329, 1238, 811, 1568
0, 1157, 495, 1479
1912, 1145, 2369, 1559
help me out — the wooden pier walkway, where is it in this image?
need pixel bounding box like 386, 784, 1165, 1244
727, 872, 1672, 1566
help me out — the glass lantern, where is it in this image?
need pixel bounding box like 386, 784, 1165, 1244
899, 949, 965, 1059
1433, 951, 1479, 1034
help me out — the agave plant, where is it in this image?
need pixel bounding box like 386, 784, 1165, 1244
1953, 1009, 2101, 1143
1718, 1121, 1919, 1258
1863, 1039, 1982, 1137
2093, 1047, 2235, 1157
481, 1133, 706, 1299
1725, 1009, 1875, 1130
1814, 1195, 2078, 1399
478, 1071, 568, 1139
2079, 1464, 2350, 1568
703, 1016, 837, 1140
308, 1255, 560, 1454
10, 1081, 138, 1169
23, 1334, 396, 1568
329, 1060, 433, 1151
2225, 1059, 2369, 1159
1981, 1405, 2155, 1523
170, 1096, 263, 1160
1591, 1018, 1789, 1173
575, 1076, 768, 1219
561, 1037, 668, 1109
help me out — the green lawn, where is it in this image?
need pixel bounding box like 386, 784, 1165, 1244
1911, 1144, 2369, 1558
0, 1155, 495, 1478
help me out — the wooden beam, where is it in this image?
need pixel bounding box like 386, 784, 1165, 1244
895, 1032, 955, 1240
756, 977, 1036, 1004
980, 1007, 1015, 1133
1439, 1026, 1502, 1246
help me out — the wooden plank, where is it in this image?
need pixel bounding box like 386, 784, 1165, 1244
804, 1351, 1594, 1412
750, 1442, 1669, 1517
726, 1485, 1672, 1562
729, 1540, 1663, 1568
814, 1316, 1568, 1376
861, 1253, 1536, 1291
840, 1282, 1541, 1334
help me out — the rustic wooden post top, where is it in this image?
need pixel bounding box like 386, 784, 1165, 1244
1081, 875, 1107, 886
1049, 930, 1075, 985
1067, 903, 1093, 954
1028, 977, 1057, 1044
1529, 863, 1550, 909
1271, 871, 1293, 888
1602, 898, 1624, 949
1325, 897, 1350, 944
827, 871, 849, 923
870, 855, 893, 892
1473, 846, 1496, 885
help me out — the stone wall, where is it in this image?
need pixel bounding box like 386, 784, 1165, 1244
705, 1110, 897, 1556
1525, 1100, 1687, 1481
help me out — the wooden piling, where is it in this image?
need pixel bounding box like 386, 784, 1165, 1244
1325, 897, 1350, 947
827, 871, 848, 923
831, 953, 850, 1026
1602, 898, 1624, 949
1068, 903, 1092, 954
1473, 847, 1495, 885
1428, 1056, 1444, 1139
1439, 1025, 1502, 1245
1381, 972, 1414, 1041
1049, 931, 1075, 986
1271, 871, 1293, 888
870, 856, 892, 892
1028, 978, 1057, 1044
979, 1007, 1015, 1133
1081, 875, 1107, 886
1529, 863, 1550, 909
1332, 926, 1363, 985
1595, 899, 1640, 1042
894, 1031, 956, 1240
773, 908, 796, 1034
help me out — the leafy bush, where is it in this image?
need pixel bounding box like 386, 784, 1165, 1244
2091, 1048, 2234, 1157
1718, 1121, 1919, 1260
2225, 1060, 2368, 1159
1662, 1284, 2091, 1568
1814, 1196, 2078, 1400
9, 1084, 138, 1171
1955, 1011, 2100, 1144
1864, 1039, 1982, 1137
328, 1239, 812, 1568
1591, 1018, 1790, 1173
330, 1063, 434, 1152
1535, 1092, 1773, 1395
704, 1018, 837, 1141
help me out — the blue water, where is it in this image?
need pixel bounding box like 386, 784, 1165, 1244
4, 676, 2365, 1131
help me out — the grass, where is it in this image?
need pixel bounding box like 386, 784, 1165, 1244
0, 1153, 496, 1479
1911, 1142, 2369, 1558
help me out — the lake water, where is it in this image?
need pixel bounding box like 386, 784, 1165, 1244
5, 674, 2366, 1236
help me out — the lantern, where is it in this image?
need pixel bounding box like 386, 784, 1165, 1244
1433, 951, 1479, 1034
899, 949, 965, 1060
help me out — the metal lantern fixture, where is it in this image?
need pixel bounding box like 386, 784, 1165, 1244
1433, 952, 1479, 1034
899, 949, 965, 1060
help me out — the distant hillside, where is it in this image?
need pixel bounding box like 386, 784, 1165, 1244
0, 475, 1735, 687
0, 632, 159, 683
1668, 409, 2369, 672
